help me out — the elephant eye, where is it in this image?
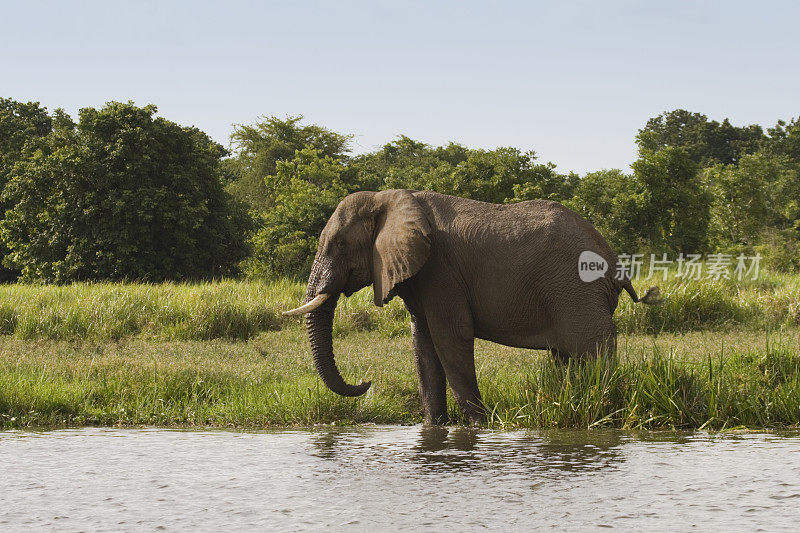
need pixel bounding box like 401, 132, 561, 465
335, 238, 346, 250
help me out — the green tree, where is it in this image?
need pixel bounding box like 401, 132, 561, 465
226, 115, 352, 209
566, 169, 650, 252
704, 152, 796, 247
638, 109, 764, 166
632, 146, 712, 253
0, 98, 52, 176
0, 98, 54, 281
245, 135, 580, 278
245, 147, 349, 278
448, 148, 570, 204
763, 117, 800, 161
1, 102, 247, 282
356, 138, 574, 204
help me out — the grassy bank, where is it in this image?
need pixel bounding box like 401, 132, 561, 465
1, 276, 798, 429
2, 328, 799, 429
0, 273, 797, 342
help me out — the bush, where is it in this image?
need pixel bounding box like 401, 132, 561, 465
1, 102, 247, 282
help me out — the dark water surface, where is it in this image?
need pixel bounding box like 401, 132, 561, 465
2, 426, 799, 531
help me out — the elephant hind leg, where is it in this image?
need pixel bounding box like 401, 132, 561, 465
549, 348, 570, 364
590, 319, 618, 358
550, 312, 617, 362
552, 320, 617, 360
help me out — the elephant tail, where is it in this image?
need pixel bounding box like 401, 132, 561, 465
620, 278, 661, 305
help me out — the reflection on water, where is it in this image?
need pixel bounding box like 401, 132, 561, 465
2, 426, 800, 530
311, 425, 625, 476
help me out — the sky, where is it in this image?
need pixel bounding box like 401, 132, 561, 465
2, 0, 799, 174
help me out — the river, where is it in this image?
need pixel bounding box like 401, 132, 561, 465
1, 426, 799, 531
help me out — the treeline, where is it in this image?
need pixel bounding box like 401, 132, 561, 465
0, 100, 249, 283
1, 98, 799, 283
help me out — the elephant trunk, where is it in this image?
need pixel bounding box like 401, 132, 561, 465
305, 262, 371, 397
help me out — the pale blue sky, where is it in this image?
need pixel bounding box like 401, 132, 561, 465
2, 1, 798, 173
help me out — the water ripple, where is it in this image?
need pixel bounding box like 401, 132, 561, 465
1, 427, 799, 530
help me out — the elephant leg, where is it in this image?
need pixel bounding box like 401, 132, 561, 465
550, 348, 570, 364
598, 328, 617, 357
578, 319, 617, 358
551, 310, 617, 359
411, 314, 448, 425
425, 313, 484, 425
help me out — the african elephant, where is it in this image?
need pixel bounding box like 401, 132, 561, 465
284, 190, 659, 425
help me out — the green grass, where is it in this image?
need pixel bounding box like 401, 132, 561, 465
0, 275, 798, 429
0, 273, 796, 342
482, 337, 800, 430
1, 327, 799, 430
616, 271, 800, 333
0, 279, 413, 341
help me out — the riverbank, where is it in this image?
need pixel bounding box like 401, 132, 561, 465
2, 327, 798, 429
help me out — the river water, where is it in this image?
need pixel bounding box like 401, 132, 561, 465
1, 426, 799, 531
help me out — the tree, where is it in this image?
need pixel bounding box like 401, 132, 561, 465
355, 137, 574, 204
245, 147, 349, 278
638, 109, 764, 166
704, 152, 795, 247
763, 117, 800, 164
225, 115, 352, 209
0, 98, 52, 176
0, 98, 54, 281
1, 102, 247, 282
762, 117, 800, 229
632, 146, 712, 253
566, 169, 650, 252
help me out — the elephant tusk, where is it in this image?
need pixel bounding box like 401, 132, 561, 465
282, 293, 331, 316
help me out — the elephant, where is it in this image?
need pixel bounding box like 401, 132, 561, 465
283, 189, 659, 425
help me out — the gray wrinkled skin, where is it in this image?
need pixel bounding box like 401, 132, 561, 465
303, 190, 657, 424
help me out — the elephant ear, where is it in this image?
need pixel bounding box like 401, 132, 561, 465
371, 190, 431, 306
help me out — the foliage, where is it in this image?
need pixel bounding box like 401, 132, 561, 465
566, 169, 650, 252
225, 115, 352, 209
634, 109, 800, 261
0, 98, 55, 281
245, 135, 578, 277
3, 98, 800, 282
637, 109, 764, 166
755, 228, 800, 272
1, 102, 247, 282
764, 116, 800, 161
239, 109, 800, 277
354, 137, 575, 204
705, 152, 797, 248
0, 98, 53, 176
632, 146, 712, 253
245, 147, 351, 278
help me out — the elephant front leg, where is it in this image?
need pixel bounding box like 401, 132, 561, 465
411, 315, 448, 425
425, 314, 485, 425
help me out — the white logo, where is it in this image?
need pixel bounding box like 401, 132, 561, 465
578, 251, 608, 282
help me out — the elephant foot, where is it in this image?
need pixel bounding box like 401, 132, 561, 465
461, 402, 486, 426
467, 412, 486, 426
424, 413, 450, 426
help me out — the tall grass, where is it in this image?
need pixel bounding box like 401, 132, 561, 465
481, 338, 800, 430
0, 271, 795, 341
1, 331, 798, 429
615, 272, 799, 333
0, 280, 411, 340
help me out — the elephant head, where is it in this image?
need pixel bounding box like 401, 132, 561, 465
283, 190, 431, 397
